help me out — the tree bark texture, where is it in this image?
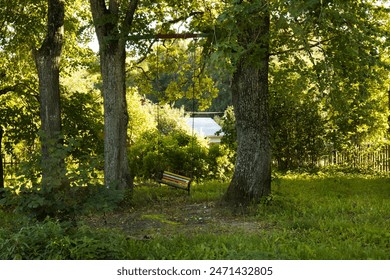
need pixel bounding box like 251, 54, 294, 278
100, 43, 132, 190
33, 0, 65, 187
225, 1, 271, 204
89, 0, 136, 190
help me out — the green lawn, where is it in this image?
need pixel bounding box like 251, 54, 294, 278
1, 174, 389, 259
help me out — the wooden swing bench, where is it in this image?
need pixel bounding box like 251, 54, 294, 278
157, 171, 192, 194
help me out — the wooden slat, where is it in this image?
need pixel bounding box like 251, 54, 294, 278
164, 171, 191, 181
158, 171, 192, 194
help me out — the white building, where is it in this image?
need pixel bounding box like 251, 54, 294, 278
185, 117, 223, 145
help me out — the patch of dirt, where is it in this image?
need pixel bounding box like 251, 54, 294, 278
83, 200, 265, 239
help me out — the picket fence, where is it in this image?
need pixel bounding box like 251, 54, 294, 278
317, 145, 390, 172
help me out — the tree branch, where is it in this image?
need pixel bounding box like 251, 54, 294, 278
89, 0, 108, 16
0, 82, 40, 102
269, 37, 335, 57
35, 0, 64, 57
134, 39, 158, 64
122, 0, 139, 36
109, 0, 119, 15
89, 0, 109, 43
0, 85, 17, 96
162, 11, 204, 28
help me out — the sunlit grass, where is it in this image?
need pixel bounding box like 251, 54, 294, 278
128, 174, 390, 259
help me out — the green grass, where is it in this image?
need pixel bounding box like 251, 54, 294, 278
126, 175, 390, 259
1, 174, 389, 259
256, 175, 390, 259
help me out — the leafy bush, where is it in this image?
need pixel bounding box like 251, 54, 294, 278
216, 106, 237, 154
3, 181, 124, 222
1, 143, 121, 221
129, 131, 235, 182
129, 130, 209, 180
206, 144, 235, 181
0, 219, 71, 259
0, 219, 131, 260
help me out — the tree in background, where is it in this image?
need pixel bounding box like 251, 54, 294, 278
270, 0, 390, 164
0, 0, 106, 219
32, 0, 66, 188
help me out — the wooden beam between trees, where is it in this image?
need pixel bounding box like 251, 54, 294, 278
127, 33, 210, 41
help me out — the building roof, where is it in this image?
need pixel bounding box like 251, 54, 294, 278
185, 117, 223, 138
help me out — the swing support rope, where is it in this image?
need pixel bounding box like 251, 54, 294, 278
190, 39, 197, 179
154, 36, 199, 182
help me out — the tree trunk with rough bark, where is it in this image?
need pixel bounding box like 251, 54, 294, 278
89, 0, 136, 190
33, 0, 66, 187
225, 1, 271, 205
100, 42, 132, 190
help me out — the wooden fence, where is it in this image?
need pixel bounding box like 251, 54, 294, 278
318, 145, 390, 172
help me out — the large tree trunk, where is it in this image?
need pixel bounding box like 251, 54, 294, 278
100, 42, 132, 190
89, 0, 134, 190
33, 0, 66, 187
225, 1, 271, 205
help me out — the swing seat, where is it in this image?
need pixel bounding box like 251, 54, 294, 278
157, 171, 192, 194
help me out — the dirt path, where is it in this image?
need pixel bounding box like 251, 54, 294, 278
84, 200, 264, 239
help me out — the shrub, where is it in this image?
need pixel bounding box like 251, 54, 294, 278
206, 144, 235, 181
1, 135, 124, 221
3, 181, 124, 222
129, 130, 209, 180
0, 219, 131, 260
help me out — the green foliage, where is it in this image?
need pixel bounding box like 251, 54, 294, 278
126, 97, 232, 181
0, 92, 40, 159
3, 178, 124, 222
271, 0, 390, 147
206, 144, 235, 181
1, 136, 120, 221
129, 41, 219, 111
127, 89, 157, 144
129, 129, 209, 180
0, 218, 131, 260
216, 106, 237, 153
270, 79, 327, 170
62, 89, 104, 159
127, 101, 234, 181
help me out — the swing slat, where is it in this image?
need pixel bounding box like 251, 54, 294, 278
157, 171, 192, 194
